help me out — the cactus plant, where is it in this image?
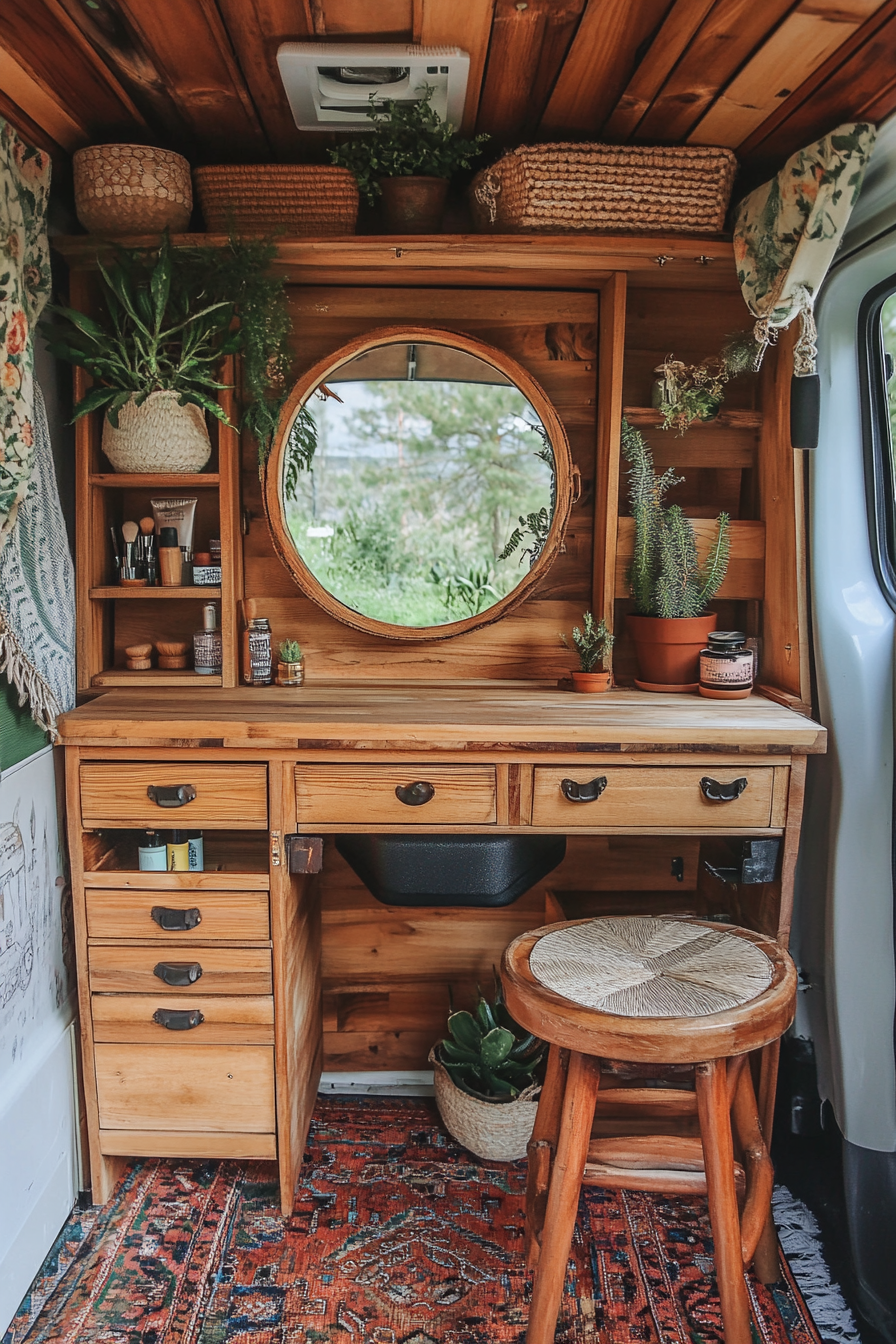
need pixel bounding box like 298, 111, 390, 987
278, 639, 302, 663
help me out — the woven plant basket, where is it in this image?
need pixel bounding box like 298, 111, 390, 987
74, 145, 192, 236
470, 143, 737, 235
429, 1047, 540, 1162
102, 391, 211, 474
194, 166, 359, 236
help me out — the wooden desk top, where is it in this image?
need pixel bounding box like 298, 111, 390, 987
58, 683, 826, 752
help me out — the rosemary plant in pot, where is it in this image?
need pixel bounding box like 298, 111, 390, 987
561, 611, 614, 692
330, 90, 488, 234
622, 418, 730, 690
430, 978, 545, 1161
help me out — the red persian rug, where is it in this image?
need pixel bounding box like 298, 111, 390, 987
6, 1096, 822, 1344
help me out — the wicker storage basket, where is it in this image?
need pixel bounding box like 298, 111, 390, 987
429, 1047, 539, 1161
74, 144, 192, 236
194, 165, 359, 236
470, 143, 737, 235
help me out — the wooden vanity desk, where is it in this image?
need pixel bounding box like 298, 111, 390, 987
59, 683, 824, 1213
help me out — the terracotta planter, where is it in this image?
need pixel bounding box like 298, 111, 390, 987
102, 391, 211, 473
627, 613, 717, 691
571, 670, 611, 693
378, 176, 449, 233
276, 658, 305, 687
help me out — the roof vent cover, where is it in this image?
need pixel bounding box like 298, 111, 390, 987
277, 43, 470, 132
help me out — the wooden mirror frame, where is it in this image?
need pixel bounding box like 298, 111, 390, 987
263, 325, 576, 642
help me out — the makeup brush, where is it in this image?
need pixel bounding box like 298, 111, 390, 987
139, 516, 156, 581
121, 520, 139, 578
109, 524, 121, 578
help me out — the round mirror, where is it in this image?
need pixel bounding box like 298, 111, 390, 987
264, 326, 575, 641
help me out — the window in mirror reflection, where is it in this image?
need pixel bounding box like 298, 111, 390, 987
281, 342, 555, 628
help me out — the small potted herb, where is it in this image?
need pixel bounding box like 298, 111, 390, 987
330, 89, 488, 234
561, 611, 614, 692
430, 977, 545, 1161
622, 418, 730, 689
276, 639, 304, 686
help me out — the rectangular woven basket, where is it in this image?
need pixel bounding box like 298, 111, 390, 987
470, 143, 737, 235
193, 165, 359, 236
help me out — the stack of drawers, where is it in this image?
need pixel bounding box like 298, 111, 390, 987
79, 763, 277, 1159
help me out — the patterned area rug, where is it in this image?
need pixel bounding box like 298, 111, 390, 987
5, 1096, 822, 1344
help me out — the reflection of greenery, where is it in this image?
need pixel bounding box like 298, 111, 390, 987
498, 434, 555, 565
285, 377, 553, 626
283, 409, 318, 499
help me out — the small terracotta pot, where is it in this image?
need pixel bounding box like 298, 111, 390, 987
571, 670, 611, 693
627, 613, 717, 691
378, 176, 449, 233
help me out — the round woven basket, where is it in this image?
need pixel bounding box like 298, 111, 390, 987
102, 392, 211, 474
194, 165, 359, 236
429, 1047, 539, 1162
74, 145, 192, 236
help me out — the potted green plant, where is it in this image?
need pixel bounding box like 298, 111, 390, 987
276, 639, 304, 686
329, 89, 488, 234
622, 418, 730, 690
46, 233, 309, 475
561, 611, 614, 692
652, 332, 760, 435
429, 977, 545, 1161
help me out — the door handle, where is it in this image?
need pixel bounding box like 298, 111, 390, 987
151, 905, 201, 931
560, 776, 608, 803
700, 776, 748, 802
153, 961, 202, 986
152, 1007, 204, 1031
395, 781, 436, 806
146, 784, 197, 808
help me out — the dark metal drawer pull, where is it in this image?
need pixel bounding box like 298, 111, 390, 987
153, 960, 202, 986
151, 905, 201, 932
700, 776, 748, 802
395, 781, 436, 807
153, 1007, 204, 1031
560, 776, 608, 803
146, 784, 197, 808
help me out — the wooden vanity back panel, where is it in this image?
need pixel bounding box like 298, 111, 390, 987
79, 763, 268, 828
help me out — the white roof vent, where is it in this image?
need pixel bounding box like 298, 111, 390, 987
277, 43, 469, 132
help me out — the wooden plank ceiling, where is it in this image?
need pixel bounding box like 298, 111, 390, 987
2, 0, 895, 180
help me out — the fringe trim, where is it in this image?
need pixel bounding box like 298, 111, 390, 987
0, 607, 62, 740
772, 1185, 861, 1344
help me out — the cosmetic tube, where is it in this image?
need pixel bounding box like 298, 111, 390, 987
166, 830, 190, 871
151, 497, 197, 564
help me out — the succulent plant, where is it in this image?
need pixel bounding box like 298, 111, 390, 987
279, 639, 302, 663
560, 610, 614, 672
437, 977, 545, 1104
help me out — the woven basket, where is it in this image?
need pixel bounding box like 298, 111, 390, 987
470, 143, 737, 235
102, 392, 211, 474
429, 1047, 539, 1162
194, 166, 359, 236
74, 145, 192, 236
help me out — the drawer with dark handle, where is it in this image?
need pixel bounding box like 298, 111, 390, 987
80, 764, 268, 829
295, 764, 496, 826
86, 889, 270, 942
91, 993, 275, 1045
88, 944, 272, 995
531, 766, 775, 829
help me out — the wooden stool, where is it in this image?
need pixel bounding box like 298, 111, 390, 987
501, 916, 797, 1344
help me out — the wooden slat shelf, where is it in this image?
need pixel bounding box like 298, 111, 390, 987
91, 669, 222, 687
89, 586, 222, 599
88, 473, 220, 488
623, 407, 763, 429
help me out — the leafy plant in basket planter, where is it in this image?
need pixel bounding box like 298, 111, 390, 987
437, 980, 545, 1103
622, 417, 730, 690
45, 232, 316, 475
329, 88, 488, 233
560, 611, 614, 693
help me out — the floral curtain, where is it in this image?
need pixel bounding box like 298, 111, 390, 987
0, 118, 52, 551
733, 122, 877, 374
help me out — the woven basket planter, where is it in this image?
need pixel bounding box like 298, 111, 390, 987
429, 1047, 540, 1161
470, 143, 737, 235
74, 145, 192, 236
102, 392, 211, 474
194, 165, 359, 236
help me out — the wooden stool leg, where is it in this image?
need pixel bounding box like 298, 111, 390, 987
526, 1045, 569, 1270
526, 1051, 600, 1344
696, 1060, 753, 1344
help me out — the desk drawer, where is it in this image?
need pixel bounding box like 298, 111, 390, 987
531, 766, 775, 829
86, 889, 270, 942
295, 764, 497, 826
80, 764, 268, 829
94, 1043, 275, 1133
92, 993, 275, 1045
88, 944, 272, 995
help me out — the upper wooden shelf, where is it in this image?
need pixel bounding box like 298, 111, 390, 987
52, 233, 739, 290
88, 473, 220, 489
624, 408, 763, 430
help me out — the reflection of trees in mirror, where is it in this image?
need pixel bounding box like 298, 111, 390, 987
284, 377, 554, 626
